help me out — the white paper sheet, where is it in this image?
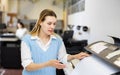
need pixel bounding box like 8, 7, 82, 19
106, 50, 120, 59
69, 55, 120, 75
90, 42, 107, 53
114, 57, 120, 67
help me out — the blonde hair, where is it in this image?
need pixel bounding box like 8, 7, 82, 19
30, 9, 57, 36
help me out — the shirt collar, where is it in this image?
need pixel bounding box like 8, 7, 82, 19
30, 35, 57, 40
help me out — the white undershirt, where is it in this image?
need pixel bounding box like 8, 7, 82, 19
15, 28, 28, 39
21, 35, 69, 69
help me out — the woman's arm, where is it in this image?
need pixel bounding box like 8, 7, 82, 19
58, 42, 90, 62
25, 60, 65, 71
25, 62, 49, 71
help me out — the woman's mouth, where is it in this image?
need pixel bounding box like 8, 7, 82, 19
48, 30, 53, 33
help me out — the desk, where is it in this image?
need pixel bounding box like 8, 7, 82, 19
68, 55, 120, 75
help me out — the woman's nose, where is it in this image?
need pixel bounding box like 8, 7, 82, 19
51, 24, 56, 29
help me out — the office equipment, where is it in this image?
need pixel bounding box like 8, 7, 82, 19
109, 36, 120, 46
0, 23, 6, 29
111, 71, 120, 75
62, 30, 88, 54
64, 41, 120, 75
0, 23, 7, 33
30, 22, 35, 31
85, 41, 120, 69
69, 55, 120, 75
0, 35, 22, 69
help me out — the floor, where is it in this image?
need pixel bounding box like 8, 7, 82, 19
0, 68, 22, 75
0, 68, 65, 75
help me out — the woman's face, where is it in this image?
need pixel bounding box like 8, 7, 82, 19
40, 16, 57, 35
17, 23, 22, 28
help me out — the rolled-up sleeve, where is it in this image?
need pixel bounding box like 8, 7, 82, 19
21, 41, 33, 69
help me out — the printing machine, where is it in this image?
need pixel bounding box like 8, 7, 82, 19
66, 41, 120, 75
0, 33, 22, 69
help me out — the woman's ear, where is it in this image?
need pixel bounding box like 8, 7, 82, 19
39, 22, 42, 26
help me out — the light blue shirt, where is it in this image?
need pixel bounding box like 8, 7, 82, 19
22, 34, 64, 75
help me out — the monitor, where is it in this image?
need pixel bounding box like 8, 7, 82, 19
0, 23, 6, 29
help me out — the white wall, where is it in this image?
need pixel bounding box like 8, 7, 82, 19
6, 0, 63, 20
8, 0, 18, 13
19, 0, 63, 19
68, 0, 120, 44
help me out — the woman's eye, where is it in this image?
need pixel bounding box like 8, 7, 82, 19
53, 23, 56, 26
48, 23, 51, 25
47, 22, 56, 26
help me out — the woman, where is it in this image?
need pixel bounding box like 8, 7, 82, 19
15, 22, 28, 39
21, 9, 89, 75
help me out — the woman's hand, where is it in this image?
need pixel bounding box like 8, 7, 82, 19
47, 60, 65, 69
67, 52, 90, 61
74, 52, 90, 60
